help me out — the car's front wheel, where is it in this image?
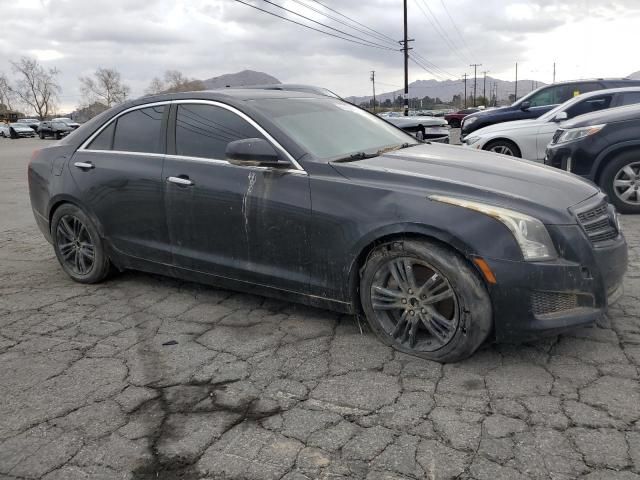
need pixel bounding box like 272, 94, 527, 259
51, 204, 110, 283
359, 239, 492, 363
484, 139, 521, 157
600, 151, 640, 214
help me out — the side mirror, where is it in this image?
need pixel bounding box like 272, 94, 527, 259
520, 101, 531, 111
225, 138, 283, 167
554, 111, 568, 122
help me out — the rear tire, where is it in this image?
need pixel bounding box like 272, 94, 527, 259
55, 132, 61, 140
484, 139, 521, 158
600, 150, 640, 214
449, 119, 461, 128
51, 204, 110, 284
39, 131, 45, 139
359, 239, 492, 363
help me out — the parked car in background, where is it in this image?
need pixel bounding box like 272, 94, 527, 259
464, 87, 640, 160
29, 89, 626, 362
53, 117, 81, 129
444, 108, 480, 128
38, 120, 73, 139
546, 103, 640, 214
461, 78, 640, 137
0, 122, 36, 138
17, 118, 41, 132
383, 115, 449, 142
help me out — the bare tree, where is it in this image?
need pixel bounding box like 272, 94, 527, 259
0, 73, 15, 111
145, 70, 205, 95
79, 68, 130, 107
10, 57, 61, 120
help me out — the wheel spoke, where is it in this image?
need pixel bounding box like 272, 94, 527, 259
391, 310, 409, 338
423, 288, 454, 305
620, 187, 635, 200
372, 286, 405, 311
388, 258, 416, 293
418, 311, 448, 344
59, 218, 75, 240
622, 165, 636, 178
429, 309, 454, 333
614, 179, 632, 188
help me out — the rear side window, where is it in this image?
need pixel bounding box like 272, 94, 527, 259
112, 106, 165, 154
87, 122, 115, 150
175, 104, 266, 159
566, 95, 613, 118
619, 92, 640, 106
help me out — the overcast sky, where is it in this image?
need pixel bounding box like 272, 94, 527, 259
1, 0, 639, 112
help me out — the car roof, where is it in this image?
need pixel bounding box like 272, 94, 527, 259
562, 102, 640, 128
140, 89, 324, 104
572, 86, 640, 98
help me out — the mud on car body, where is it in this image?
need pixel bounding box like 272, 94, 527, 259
28, 90, 628, 362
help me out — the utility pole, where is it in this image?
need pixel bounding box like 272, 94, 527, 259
553, 62, 556, 83
462, 73, 468, 108
400, 0, 413, 117
514, 62, 518, 101
370, 70, 376, 113
470, 63, 482, 107
482, 70, 489, 105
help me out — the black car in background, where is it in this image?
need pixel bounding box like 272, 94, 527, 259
546, 103, 640, 214
462, 78, 640, 137
28, 90, 627, 362
38, 120, 73, 139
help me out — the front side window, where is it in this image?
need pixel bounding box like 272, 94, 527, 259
175, 104, 267, 159
250, 98, 417, 160
112, 106, 165, 154
527, 86, 560, 107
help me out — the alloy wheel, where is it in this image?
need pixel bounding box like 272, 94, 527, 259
613, 162, 640, 205
370, 257, 459, 352
55, 215, 96, 276
490, 145, 514, 156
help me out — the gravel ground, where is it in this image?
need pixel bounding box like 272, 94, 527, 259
1, 137, 639, 480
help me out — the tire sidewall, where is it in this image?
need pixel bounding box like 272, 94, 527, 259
600, 151, 640, 214
359, 240, 492, 363
51, 204, 109, 283
484, 139, 521, 158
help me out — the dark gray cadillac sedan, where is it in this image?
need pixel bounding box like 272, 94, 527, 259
28, 90, 627, 362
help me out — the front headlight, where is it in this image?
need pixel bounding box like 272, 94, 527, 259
555, 124, 605, 144
464, 136, 481, 145
463, 117, 478, 126
430, 195, 558, 261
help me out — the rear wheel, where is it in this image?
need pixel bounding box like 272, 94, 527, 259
449, 119, 461, 128
55, 132, 61, 140
39, 131, 45, 139
484, 139, 521, 158
359, 239, 492, 363
51, 204, 110, 283
600, 150, 640, 214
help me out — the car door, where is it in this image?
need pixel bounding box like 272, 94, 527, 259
70, 104, 171, 264
163, 101, 311, 293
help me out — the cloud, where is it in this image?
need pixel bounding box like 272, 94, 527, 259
0, 0, 639, 112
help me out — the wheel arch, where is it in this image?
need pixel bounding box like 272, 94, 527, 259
347, 224, 486, 315
48, 195, 106, 238
592, 141, 640, 185
482, 136, 522, 156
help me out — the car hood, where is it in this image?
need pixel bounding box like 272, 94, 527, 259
470, 119, 544, 136
331, 143, 598, 224
12, 125, 33, 131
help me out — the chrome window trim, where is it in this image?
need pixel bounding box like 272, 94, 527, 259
78, 99, 305, 172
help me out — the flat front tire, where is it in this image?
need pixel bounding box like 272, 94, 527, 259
359, 239, 492, 363
51, 204, 110, 284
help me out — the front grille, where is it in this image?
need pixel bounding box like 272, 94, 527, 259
531, 291, 578, 316
576, 202, 618, 244
551, 129, 564, 144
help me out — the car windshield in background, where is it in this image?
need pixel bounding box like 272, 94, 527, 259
52, 122, 68, 128
250, 98, 417, 161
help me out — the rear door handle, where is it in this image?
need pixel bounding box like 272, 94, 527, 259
74, 161, 94, 169
167, 176, 194, 186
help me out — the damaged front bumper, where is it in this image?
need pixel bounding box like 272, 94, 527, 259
482, 222, 627, 342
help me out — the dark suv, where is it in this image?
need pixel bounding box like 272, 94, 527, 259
462, 78, 640, 137
38, 120, 73, 140
546, 103, 640, 214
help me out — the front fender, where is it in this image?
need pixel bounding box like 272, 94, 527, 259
591, 140, 640, 181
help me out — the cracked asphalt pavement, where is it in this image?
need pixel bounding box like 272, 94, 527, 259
1, 138, 640, 480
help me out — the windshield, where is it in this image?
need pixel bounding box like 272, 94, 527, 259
250, 98, 417, 160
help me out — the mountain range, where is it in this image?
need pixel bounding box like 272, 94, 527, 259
202, 70, 280, 89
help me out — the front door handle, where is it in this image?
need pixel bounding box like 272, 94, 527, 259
74, 161, 94, 169
167, 176, 194, 186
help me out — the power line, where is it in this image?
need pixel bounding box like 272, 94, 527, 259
289, 0, 398, 47
233, 0, 398, 51
260, 0, 399, 51
307, 0, 398, 45
438, 0, 473, 60
411, 51, 457, 80
413, 0, 470, 65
